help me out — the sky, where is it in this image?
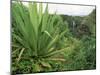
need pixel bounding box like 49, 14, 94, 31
22, 1, 95, 16
47, 3, 95, 16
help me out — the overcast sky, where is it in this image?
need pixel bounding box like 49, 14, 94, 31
47, 3, 95, 16
22, 1, 95, 16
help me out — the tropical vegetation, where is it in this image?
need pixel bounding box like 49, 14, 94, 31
11, 1, 96, 74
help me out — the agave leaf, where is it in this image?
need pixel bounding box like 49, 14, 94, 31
44, 47, 68, 57
40, 61, 51, 68
13, 34, 24, 47
48, 47, 55, 52
44, 30, 53, 39
41, 4, 49, 32
28, 2, 41, 55
17, 48, 25, 63
28, 3, 38, 48
46, 34, 59, 50
12, 43, 22, 48
12, 47, 21, 54
48, 13, 57, 33
12, 7, 26, 36
39, 3, 43, 24
46, 58, 66, 62
29, 2, 38, 30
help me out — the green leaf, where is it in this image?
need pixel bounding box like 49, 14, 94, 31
17, 48, 25, 63
46, 34, 59, 50
46, 58, 66, 62
12, 47, 21, 54
44, 30, 53, 39
41, 4, 49, 32
40, 61, 51, 68
44, 47, 68, 57
39, 3, 43, 24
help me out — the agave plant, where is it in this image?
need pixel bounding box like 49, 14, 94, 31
12, 1, 68, 73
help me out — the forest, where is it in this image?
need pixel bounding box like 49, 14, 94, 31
11, 1, 96, 74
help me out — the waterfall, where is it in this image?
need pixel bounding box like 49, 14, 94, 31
72, 20, 76, 32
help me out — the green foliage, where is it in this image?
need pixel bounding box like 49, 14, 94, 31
84, 10, 96, 36
76, 9, 96, 37
12, 2, 67, 74
12, 1, 96, 74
